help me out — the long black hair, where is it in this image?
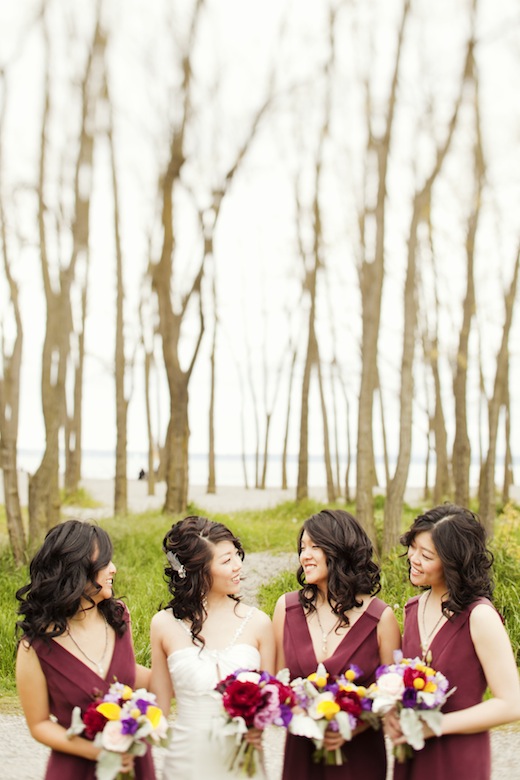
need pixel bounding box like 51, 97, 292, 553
162, 515, 244, 647
401, 503, 494, 615
16, 519, 126, 643
297, 509, 381, 627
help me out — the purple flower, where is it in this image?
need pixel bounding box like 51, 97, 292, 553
121, 716, 140, 736
402, 688, 418, 708
134, 698, 151, 715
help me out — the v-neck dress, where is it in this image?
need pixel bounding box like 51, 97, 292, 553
32, 607, 156, 780
161, 606, 266, 779
282, 591, 389, 779
393, 595, 492, 780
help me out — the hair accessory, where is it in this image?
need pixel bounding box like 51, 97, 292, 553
166, 551, 187, 578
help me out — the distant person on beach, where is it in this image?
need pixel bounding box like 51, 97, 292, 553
138, 468, 146, 480
150, 514, 275, 779
386, 504, 520, 780
272, 508, 401, 780
15, 519, 155, 780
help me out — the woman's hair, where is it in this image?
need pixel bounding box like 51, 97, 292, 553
162, 515, 244, 646
401, 503, 494, 614
297, 509, 381, 626
16, 519, 126, 643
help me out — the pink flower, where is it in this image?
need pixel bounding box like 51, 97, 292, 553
100, 720, 134, 753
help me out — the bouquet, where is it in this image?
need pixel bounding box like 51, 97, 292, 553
214, 668, 297, 777
67, 681, 171, 780
288, 663, 377, 766
368, 651, 455, 762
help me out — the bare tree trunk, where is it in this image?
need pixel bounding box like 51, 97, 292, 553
453, 33, 482, 508
0, 72, 25, 563
316, 354, 335, 503
64, 284, 86, 494
281, 344, 297, 490
207, 266, 217, 494
478, 247, 520, 532
356, 0, 411, 545
502, 379, 513, 505
107, 93, 128, 516
384, 33, 472, 553
144, 347, 156, 496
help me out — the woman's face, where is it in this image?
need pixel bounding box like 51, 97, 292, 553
90, 549, 117, 603
299, 530, 328, 591
407, 530, 445, 590
209, 540, 243, 595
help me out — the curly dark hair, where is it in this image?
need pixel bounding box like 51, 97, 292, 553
400, 503, 494, 615
297, 509, 381, 627
16, 519, 126, 644
162, 515, 245, 647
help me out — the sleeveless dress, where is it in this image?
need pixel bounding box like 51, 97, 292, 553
282, 591, 388, 780
32, 607, 156, 780
393, 595, 492, 780
161, 607, 266, 780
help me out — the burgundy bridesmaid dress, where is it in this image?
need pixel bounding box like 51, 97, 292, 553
282, 591, 389, 780
393, 595, 492, 780
32, 608, 156, 780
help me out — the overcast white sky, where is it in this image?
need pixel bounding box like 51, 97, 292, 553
1, 0, 519, 486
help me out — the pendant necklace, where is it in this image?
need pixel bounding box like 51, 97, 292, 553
67, 614, 109, 677
314, 607, 337, 656
421, 590, 444, 662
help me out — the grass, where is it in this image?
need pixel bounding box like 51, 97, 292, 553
1, 496, 519, 712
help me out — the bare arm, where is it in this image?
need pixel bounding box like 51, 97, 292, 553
16, 641, 100, 761
440, 604, 520, 734
255, 609, 276, 675
149, 612, 175, 716
272, 595, 287, 672
377, 606, 401, 665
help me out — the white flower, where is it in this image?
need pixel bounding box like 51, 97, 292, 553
376, 672, 405, 699
235, 671, 261, 684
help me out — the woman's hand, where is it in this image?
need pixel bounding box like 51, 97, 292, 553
120, 753, 135, 773
244, 727, 263, 751
323, 727, 345, 751
383, 708, 403, 744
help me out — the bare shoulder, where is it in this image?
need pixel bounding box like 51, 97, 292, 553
151, 608, 176, 635
470, 601, 503, 630
241, 604, 272, 627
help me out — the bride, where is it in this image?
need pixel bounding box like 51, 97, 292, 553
150, 515, 275, 779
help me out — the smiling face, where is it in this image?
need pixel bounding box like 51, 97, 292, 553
209, 540, 243, 595
299, 530, 328, 591
407, 531, 446, 591
94, 558, 117, 602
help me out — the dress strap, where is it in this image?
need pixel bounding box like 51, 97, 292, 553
229, 607, 255, 647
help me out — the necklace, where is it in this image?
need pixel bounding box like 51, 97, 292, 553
314, 607, 338, 656
420, 590, 444, 662
67, 615, 109, 676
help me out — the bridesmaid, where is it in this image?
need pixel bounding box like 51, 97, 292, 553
386, 504, 520, 780
272, 508, 401, 779
15, 519, 155, 780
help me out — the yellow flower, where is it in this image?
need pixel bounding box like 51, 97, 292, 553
121, 685, 134, 700
345, 669, 357, 682
356, 686, 367, 697
424, 682, 437, 693
308, 672, 328, 688
130, 708, 141, 720
423, 667, 435, 677
146, 705, 163, 729
96, 702, 122, 720
413, 678, 425, 690
317, 700, 340, 720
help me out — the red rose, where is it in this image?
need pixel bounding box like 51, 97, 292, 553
403, 667, 426, 688
335, 690, 363, 719
267, 678, 297, 707
222, 680, 264, 727
82, 701, 108, 739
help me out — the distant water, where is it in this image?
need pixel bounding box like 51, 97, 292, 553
15, 449, 514, 490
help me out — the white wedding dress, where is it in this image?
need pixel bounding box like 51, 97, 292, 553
161, 609, 267, 779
